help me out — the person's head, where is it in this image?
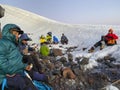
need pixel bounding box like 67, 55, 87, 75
47, 32, 52, 36
2, 24, 24, 43
19, 33, 31, 44
108, 28, 113, 33
40, 35, 45, 39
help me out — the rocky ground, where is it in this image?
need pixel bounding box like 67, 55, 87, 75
38, 45, 120, 90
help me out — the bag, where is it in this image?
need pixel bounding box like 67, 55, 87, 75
52, 49, 63, 56
62, 67, 76, 79
107, 39, 116, 45
33, 80, 53, 90
0, 5, 5, 18
24, 71, 53, 90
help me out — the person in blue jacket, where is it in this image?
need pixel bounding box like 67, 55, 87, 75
53, 36, 59, 44
0, 24, 38, 90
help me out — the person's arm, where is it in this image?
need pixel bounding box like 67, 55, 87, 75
112, 34, 118, 39
0, 41, 27, 75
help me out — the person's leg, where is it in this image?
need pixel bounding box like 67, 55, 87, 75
88, 40, 102, 53
100, 41, 105, 50
94, 41, 102, 48
32, 71, 48, 83
6, 74, 37, 90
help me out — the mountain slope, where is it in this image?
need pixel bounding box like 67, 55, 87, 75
0, 4, 120, 46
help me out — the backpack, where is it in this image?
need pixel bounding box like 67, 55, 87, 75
107, 39, 116, 45
0, 6, 5, 18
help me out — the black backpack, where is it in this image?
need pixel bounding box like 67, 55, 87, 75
0, 5, 5, 18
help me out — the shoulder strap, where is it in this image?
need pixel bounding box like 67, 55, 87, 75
2, 78, 7, 90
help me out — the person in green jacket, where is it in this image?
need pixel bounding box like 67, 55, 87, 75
40, 42, 50, 58
0, 24, 37, 90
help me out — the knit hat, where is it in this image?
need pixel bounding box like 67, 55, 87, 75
108, 28, 113, 33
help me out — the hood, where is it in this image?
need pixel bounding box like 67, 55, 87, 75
2, 24, 23, 43
20, 33, 32, 41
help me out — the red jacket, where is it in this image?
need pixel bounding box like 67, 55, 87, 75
105, 33, 118, 41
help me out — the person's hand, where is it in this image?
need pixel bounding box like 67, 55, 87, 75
23, 48, 28, 55
6, 74, 16, 77
25, 64, 33, 71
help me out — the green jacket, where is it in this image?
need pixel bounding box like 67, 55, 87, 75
40, 44, 50, 56
0, 24, 27, 84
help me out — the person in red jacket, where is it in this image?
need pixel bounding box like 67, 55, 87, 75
88, 28, 118, 53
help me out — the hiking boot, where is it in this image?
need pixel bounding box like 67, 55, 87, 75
88, 47, 94, 53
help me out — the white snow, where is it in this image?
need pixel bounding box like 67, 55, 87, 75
0, 4, 120, 89
106, 85, 119, 90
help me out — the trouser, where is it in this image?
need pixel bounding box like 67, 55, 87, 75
94, 40, 103, 48
27, 70, 48, 83
0, 74, 38, 90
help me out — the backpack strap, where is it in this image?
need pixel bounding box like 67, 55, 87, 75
2, 78, 7, 90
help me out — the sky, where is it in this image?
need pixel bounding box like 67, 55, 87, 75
0, 0, 120, 25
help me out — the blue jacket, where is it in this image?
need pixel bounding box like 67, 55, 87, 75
0, 24, 27, 84
53, 36, 59, 43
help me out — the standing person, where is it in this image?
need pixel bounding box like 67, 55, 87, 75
88, 28, 118, 53
60, 33, 68, 44
0, 24, 38, 90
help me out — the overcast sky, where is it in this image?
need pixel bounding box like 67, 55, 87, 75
0, 0, 120, 25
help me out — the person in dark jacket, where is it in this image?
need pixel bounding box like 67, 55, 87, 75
88, 28, 118, 53
0, 24, 38, 90
19, 33, 48, 83
60, 33, 68, 44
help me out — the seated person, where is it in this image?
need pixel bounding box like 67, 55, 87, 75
60, 33, 68, 44
88, 28, 118, 53
53, 36, 59, 44
0, 24, 38, 90
46, 32, 52, 44
19, 33, 48, 82
40, 42, 50, 58
39, 35, 46, 45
